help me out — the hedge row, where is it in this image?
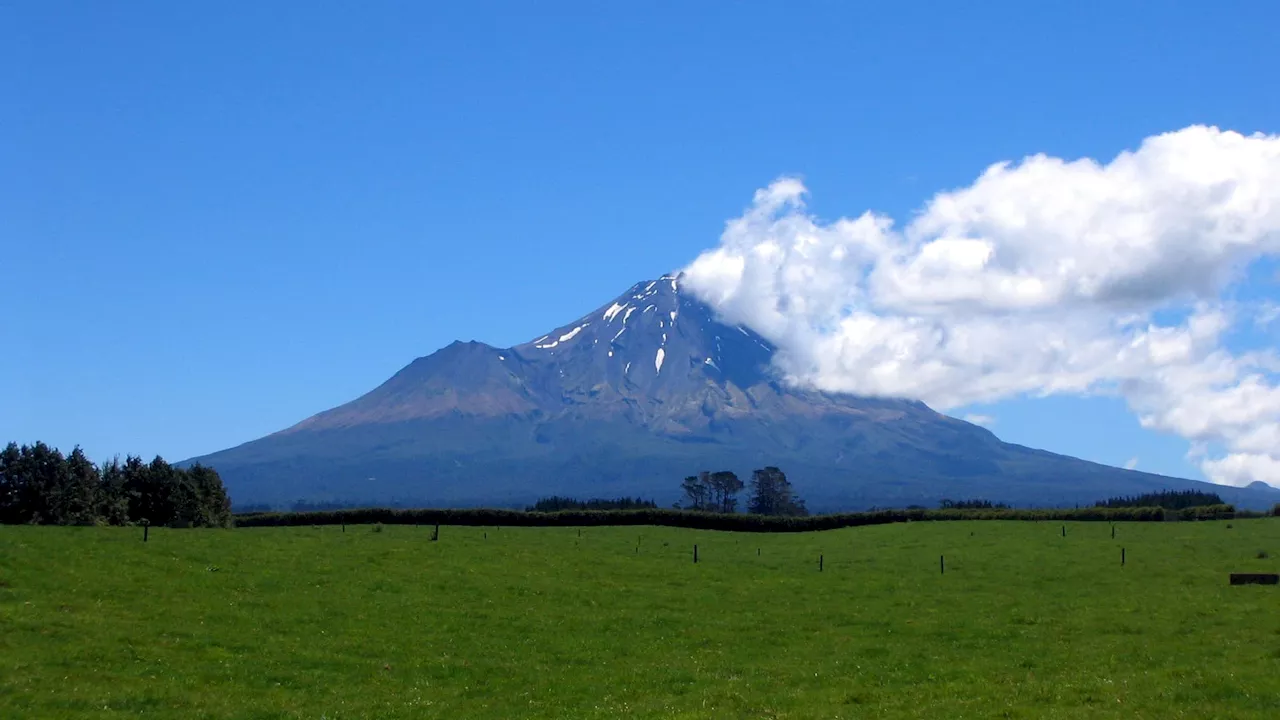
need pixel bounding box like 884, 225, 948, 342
1177, 504, 1237, 521
232, 504, 1228, 532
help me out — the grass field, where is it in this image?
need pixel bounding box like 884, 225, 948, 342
3, 520, 1280, 718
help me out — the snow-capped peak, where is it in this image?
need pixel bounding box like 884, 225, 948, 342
510, 274, 775, 395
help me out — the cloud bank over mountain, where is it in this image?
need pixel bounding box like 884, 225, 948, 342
683, 126, 1280, 487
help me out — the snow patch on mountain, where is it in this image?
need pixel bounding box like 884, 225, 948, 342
603, 302, 627, 322
535, 323, 589, 349
560, 324, 587, 342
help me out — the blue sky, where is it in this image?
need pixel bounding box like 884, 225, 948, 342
5, 1, 1279, 481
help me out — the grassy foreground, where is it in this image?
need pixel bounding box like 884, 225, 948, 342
2, 521, 1280, 719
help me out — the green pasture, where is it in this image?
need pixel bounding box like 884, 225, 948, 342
2, 520, 1279, 718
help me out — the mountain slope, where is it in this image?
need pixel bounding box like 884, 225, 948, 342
189, 275, 1280, 510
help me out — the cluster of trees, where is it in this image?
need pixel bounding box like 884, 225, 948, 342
939, 499, 1010, 510
677, 467, 808, 517
1095, 489, 1224, 510
527, 496, 658, 512
678, 471, 744, 513
0, 442, 232, 527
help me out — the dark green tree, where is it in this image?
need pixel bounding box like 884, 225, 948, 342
19, 442, 66, 524
120, 455, 153, 524
61, 447, 101, 525
139, 455, 191, 527
185, 463, 233, 527
680, 474, 711, 511
746, 466, 808, 516
0, 442, 21, 523
97, 457, 130, 525
708, 471, 743, 513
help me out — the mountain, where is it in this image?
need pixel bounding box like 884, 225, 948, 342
188, 274, 1280, 511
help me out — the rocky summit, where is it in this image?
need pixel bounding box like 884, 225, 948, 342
188, 275, 1280, 511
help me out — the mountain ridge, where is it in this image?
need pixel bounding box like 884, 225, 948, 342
189, 275, 1280, 511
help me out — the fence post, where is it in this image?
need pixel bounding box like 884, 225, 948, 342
819, 554, 824, 572
1122, 547, 1126, 566
1062, 525, 1066, 537
694, 544, 698, 563
143, 523, 149, 543
1112, 525, 1116, 539
432, 524, 439, 542
940, 555, 945, 574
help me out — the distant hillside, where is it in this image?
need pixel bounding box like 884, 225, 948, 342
188, 275, 1280, 511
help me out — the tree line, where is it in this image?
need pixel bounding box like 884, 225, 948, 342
939, 499, 1010, 510
0, 442, 232, 527
677, 467, 808, 516
527, 496, 658, 512
1095, 489, 1224, 510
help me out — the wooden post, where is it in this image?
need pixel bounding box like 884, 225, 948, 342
940, 555, 945, 574
694, 544, 698, 563
1062, 525, 1066, 537
143, 523, 149, 543
432, 524, 439, 542
1112, 525, 1116, 539
1122, 547, 1125, 566
819, 554, 824, 572
484, 532, 487, 540
757, 548, 760, 557
342, 523, 345, 533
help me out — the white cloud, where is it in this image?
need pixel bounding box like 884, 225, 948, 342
683, 126, 1280, 487
962, 414, 995, 427
1124, 457, 1139, 470
1201, 453, 1280, 486
1255, 302, 1280, 328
